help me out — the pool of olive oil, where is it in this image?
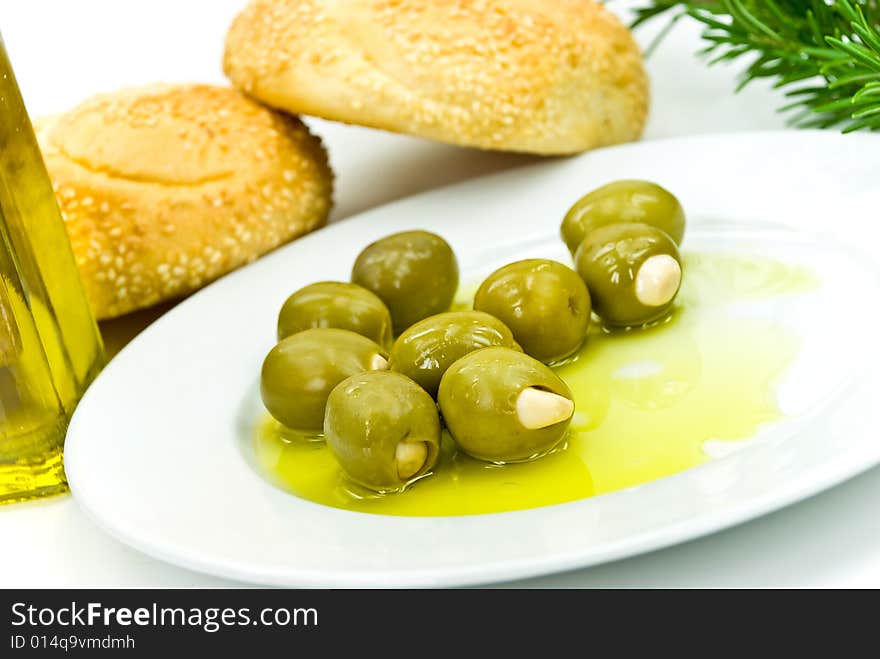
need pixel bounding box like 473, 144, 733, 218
254, 251, 818, 516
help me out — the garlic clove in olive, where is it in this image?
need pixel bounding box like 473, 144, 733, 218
395, 441, 429, 480
370, 353, 389, 371
575, 222, 683, 327
516, 387, 575, 430
324, 370, 441, 492
635, 254, 682, 308
438, 346, 574, 463
260, 328, 389, 431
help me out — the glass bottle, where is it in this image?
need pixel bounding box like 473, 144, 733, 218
0, 34, 105, 503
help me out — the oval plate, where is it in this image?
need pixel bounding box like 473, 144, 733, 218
65, 131, 880, 587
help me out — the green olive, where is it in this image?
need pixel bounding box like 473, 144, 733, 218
260, 328, 388, 431
575, 223, 682, 327
389, 311, 521, 397
277, 281, 393, 348
473, 259, 590, 364
561, 180, 685, 254
438, 347, 574, 463
351, 230, 459, 334
325, 370, 441, 492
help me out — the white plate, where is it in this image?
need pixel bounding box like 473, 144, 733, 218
65, 131, 880, 587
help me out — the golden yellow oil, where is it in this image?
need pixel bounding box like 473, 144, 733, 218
0, 42, 105, 502
0, 277, 68, 502
254, 251, 818, 516
0, 42, 105, 406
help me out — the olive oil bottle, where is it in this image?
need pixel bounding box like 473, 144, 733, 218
0, 36, 105, 503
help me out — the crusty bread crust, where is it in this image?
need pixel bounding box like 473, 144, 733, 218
36, 84, 333, 319
224, 0, 648, 155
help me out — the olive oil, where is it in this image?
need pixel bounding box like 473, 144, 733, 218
0, 277, 67, 501
254, 252, 817, 516
0, 40, 104, 404
0, 38, 105, 502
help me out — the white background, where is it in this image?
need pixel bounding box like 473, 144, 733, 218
1, 0, 878, 587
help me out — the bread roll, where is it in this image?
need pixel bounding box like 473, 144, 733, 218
224, 0, 648, 155
36, 84, 333, 320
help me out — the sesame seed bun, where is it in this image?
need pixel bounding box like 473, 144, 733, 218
36, 84, 333, 320
223, 0, 648, 155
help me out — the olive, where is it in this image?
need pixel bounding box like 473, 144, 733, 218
561, 180, 685, 254
277, 281, 393, 348
351, 230, 459, 334
575, 222, 682, 327
473, 259, 590, 364
260, 328, 388, 431
438, 347, 574, 463
324, 370, 441, 492
389, 311, 521, 396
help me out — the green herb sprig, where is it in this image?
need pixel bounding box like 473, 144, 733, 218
628, 0, 880, 131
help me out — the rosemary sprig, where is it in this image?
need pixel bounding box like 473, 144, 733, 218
628, 0, 880, 131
